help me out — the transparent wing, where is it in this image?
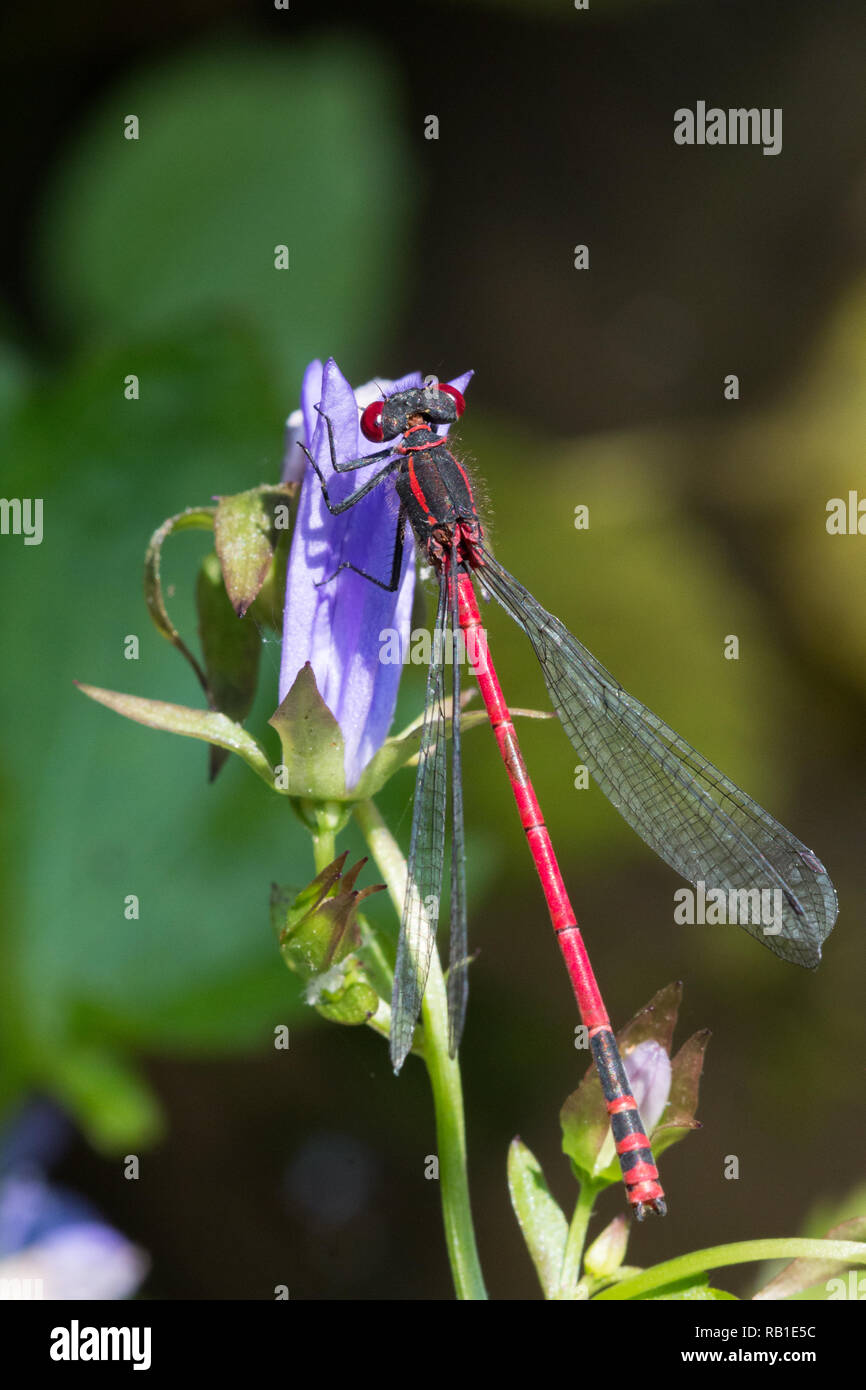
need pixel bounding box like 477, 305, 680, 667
390, 581, 450, 1071
480, 548, 837, 968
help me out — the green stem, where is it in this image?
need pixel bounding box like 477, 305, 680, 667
557, 1180, 599, 1298
300, 799, 341, 873
311, 823, 336, 874
594, 1237, 866, 1300
354, 798, 487, 1301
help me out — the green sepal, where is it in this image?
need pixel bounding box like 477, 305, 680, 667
143, 505, 216, 692
76, 683, 275, 787
272, 855, 385, 1026
310, 958, 381, 1026
197, 549, 261, 781
269, 664, 348, 800
248, 521, 291, 632
214, 483, 295, 617
269, 665, 551, 803
583, 1214, 629, 1280
506, 1137, 569, 1300
560, 1054, 616, 1186
651, 1029, 710, 1158
616, 980, 682, 1055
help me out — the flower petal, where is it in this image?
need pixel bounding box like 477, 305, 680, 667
280, 359, 472, 788
623, 1039, 672, 1134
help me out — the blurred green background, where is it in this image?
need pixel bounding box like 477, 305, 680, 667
0, 0, 864, 1298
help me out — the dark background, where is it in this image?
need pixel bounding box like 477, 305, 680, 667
0, 0, 864, 1298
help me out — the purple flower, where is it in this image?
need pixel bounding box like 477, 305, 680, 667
560, 983, 707, 1185
0, 1099, 148, 1300
623, 1040, 672, 1134
279, 358, 472, 790
0, 1177, 148, 1300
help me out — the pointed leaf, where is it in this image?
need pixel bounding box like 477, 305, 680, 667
617, 981, 683, 1056
143, 506, 215, 690
268, 664, 348, 800
560, 1062, 611, 1182
76, 683, 275, 787
666, 1028, 710, 1119
507, 1138, 569, 1299
650, 1118, 702, 1160
753, 1217, 866, 1300
595, 1239, 866, 1301
48, 1047, 164, 1153
645, 1277, 735, 1301
651, 1029, 711, 1157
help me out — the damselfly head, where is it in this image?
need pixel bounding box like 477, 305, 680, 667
360, 382, 465, 443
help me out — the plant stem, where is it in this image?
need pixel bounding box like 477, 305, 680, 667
354, 798, 487, 1301
594, 1237, 866, 1301
311, 825, 336, 874
304, 800, 340, 873
557, 1180, 599, 1298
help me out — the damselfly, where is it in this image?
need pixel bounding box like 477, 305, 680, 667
301, 376, 837, 1219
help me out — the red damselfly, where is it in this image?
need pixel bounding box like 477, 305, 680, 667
301, 377, 837, 1219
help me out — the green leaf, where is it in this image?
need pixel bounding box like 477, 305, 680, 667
752, 1217, 866, 1301
507, 1138, 569, 1299
647, 1278, 738, 1302
559, 1057, 611, 1184
34, 40, 413, 377
652, 1029, 710, 1158
76, 683, 275, 788
617, 981, 682, 1055
47, 1047, 164, 1153
0, 325, 307, 1146
144, 506, 216, 691
594, 1239, 866, 1301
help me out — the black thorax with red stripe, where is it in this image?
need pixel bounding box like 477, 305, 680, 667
395, 423, 485, 573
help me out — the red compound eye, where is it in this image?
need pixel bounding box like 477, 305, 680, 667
438, 382, 465, 416
360, 399, 385, 442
